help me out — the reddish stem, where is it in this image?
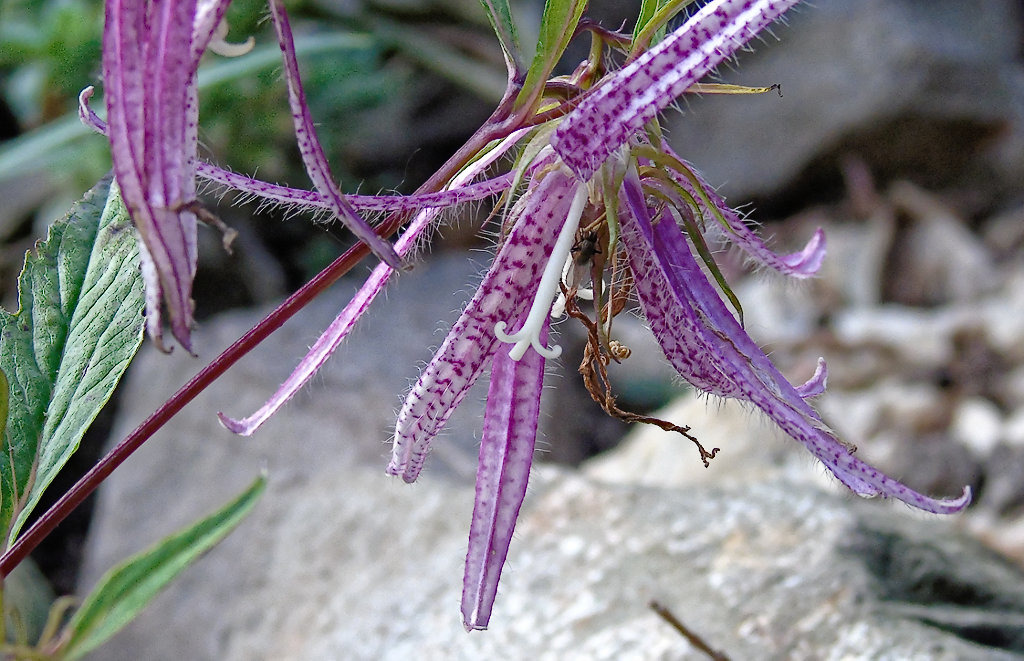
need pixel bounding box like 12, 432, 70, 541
0, 85, 527, 577
0, 239, 372, 577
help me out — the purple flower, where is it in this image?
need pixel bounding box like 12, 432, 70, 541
96, 0, 970, 632
100, 0, 236, 351
387, 0, 969, 629
94, 0, 400, 351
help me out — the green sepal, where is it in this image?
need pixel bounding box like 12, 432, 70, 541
514, 0, 587, 114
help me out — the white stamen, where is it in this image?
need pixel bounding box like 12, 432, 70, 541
495, 184, 589, 361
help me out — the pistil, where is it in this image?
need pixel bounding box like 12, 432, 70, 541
495, 183, 589, 360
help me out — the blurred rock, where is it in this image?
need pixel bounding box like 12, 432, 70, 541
980, 444, 1024, 515
78, 245, 1024, 659
80, 442, 1024, 659
952, 397, 1006, 457
667, 0, 1024, 207
885, 182, 999, 305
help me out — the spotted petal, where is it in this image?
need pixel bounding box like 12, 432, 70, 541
662, 148, 826, 278
217, 134, 527, 436
389, 170, 580, 482
619, 172, 970, 514
553, 0, 801, 179
462, 316, 546, 631
103, 0, 228, 351
268, 0, 401, 269
620, 170, 744, 399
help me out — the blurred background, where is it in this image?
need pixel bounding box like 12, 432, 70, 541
3, 0, 1024, 656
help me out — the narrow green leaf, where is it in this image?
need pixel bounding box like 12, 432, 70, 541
631, 0, 698, 57
478, 0, 521, 72
633, 0, 667, 41
0, 176, 145, 545
61, 474, 267, 660
514, 0, 587, 113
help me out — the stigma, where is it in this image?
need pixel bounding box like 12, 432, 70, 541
495, 183, 589, 361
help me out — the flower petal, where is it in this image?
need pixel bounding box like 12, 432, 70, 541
217, 258, 390, 436
79, 90, 519, 218
620, 171, 744, 398
195, 162, 516, 215
268, 0, 401, 269
553, 0, 801, 179
795, 357, 828, 399
217, 140, 523, 435
461, 316, 545, 631
663, 150, 826, 277
104, 0, 201, 351
620, 176, 970, 514
389, 170, 580, 483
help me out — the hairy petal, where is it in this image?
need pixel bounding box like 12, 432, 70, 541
620, 183, 970, 514
795, 357, 828, 399
196, 161, 517, 214
79, 91, 518, 217
104, 0, 202, 351
462, 317, 545, 631
217, 259, 389, 435
390, 170, 580, 483
268, 0, 401, 269
664, 149, 826, 277
620, 171, 743, 398
553, 0, 801, 178
218, 134, 527, 435
217, 201, 436, 435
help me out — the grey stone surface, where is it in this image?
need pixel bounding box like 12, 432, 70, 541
666, 0, 1024, 202
81, 445, 1024, 659
79, 244, 1024, 658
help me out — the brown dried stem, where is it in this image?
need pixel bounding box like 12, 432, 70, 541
562, 285, 719, 466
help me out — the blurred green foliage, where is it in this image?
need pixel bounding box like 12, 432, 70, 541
0, 0, 512, 288
0, 0, 104, 126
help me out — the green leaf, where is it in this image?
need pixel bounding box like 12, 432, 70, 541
514, 0, 587, 113
477, 0, 521, 72
0, 176, 145, 546
61, 474, 267, 660
631, 0, 698, 57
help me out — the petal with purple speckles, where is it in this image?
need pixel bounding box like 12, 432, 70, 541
389, 170, 580, 483
553, 0, 802, 179
102, 0, 233, 352
662, 148, 826, 278
620, 182, 970, 514
620, 169, 744, 398
461, 315, 545, 631
268, 0, 401, 269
